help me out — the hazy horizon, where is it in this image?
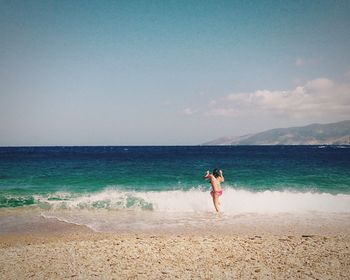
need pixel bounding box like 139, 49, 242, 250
1, 119, 349, 147
1, 1, 350, 145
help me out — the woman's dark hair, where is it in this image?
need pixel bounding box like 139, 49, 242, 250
212, 169, 220, 178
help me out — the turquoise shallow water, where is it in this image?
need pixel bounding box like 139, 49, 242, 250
0, 145, 349, 209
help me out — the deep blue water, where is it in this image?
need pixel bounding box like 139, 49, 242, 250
0, 146, 349, 208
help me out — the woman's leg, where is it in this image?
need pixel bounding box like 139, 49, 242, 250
212, 193, 220, 212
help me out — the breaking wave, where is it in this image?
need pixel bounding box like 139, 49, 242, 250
1, 186, 350, 213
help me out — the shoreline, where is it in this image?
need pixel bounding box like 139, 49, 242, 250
2, 208, 350, 236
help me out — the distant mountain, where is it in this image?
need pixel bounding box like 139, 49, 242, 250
202, 120, 350, 145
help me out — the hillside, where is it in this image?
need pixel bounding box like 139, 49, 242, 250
203, 120, 350, 145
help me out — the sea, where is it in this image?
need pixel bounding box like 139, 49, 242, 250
1, 146, 350, 234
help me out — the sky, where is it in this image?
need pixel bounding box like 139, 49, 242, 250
1, 0, 350, 145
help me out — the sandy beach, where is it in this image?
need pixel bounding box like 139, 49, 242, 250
1, 220, 349, 280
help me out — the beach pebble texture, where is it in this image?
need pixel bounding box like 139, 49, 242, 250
0, 233, 349, 280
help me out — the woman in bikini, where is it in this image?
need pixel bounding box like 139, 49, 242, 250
204, 169, 224, 212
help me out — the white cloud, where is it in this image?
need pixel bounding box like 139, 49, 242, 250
305, 78, 333, 91
209, 100, 217, 106
182, 107, 198, 115
207, 78, 350, 120
295, 57, 322, 67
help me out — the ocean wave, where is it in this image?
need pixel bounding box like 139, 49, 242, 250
1, 187, 350, 213
0, 195, 35, 208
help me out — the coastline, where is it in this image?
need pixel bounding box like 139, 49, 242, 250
1, 218, 349, 279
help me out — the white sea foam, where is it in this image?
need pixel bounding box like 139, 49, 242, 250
3, 187, 350, 234
31, 187, 350, 214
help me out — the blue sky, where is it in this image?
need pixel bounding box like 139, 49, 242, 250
1, 0, 350, 145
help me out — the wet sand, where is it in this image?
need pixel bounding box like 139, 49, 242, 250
0, 221, 349, 280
